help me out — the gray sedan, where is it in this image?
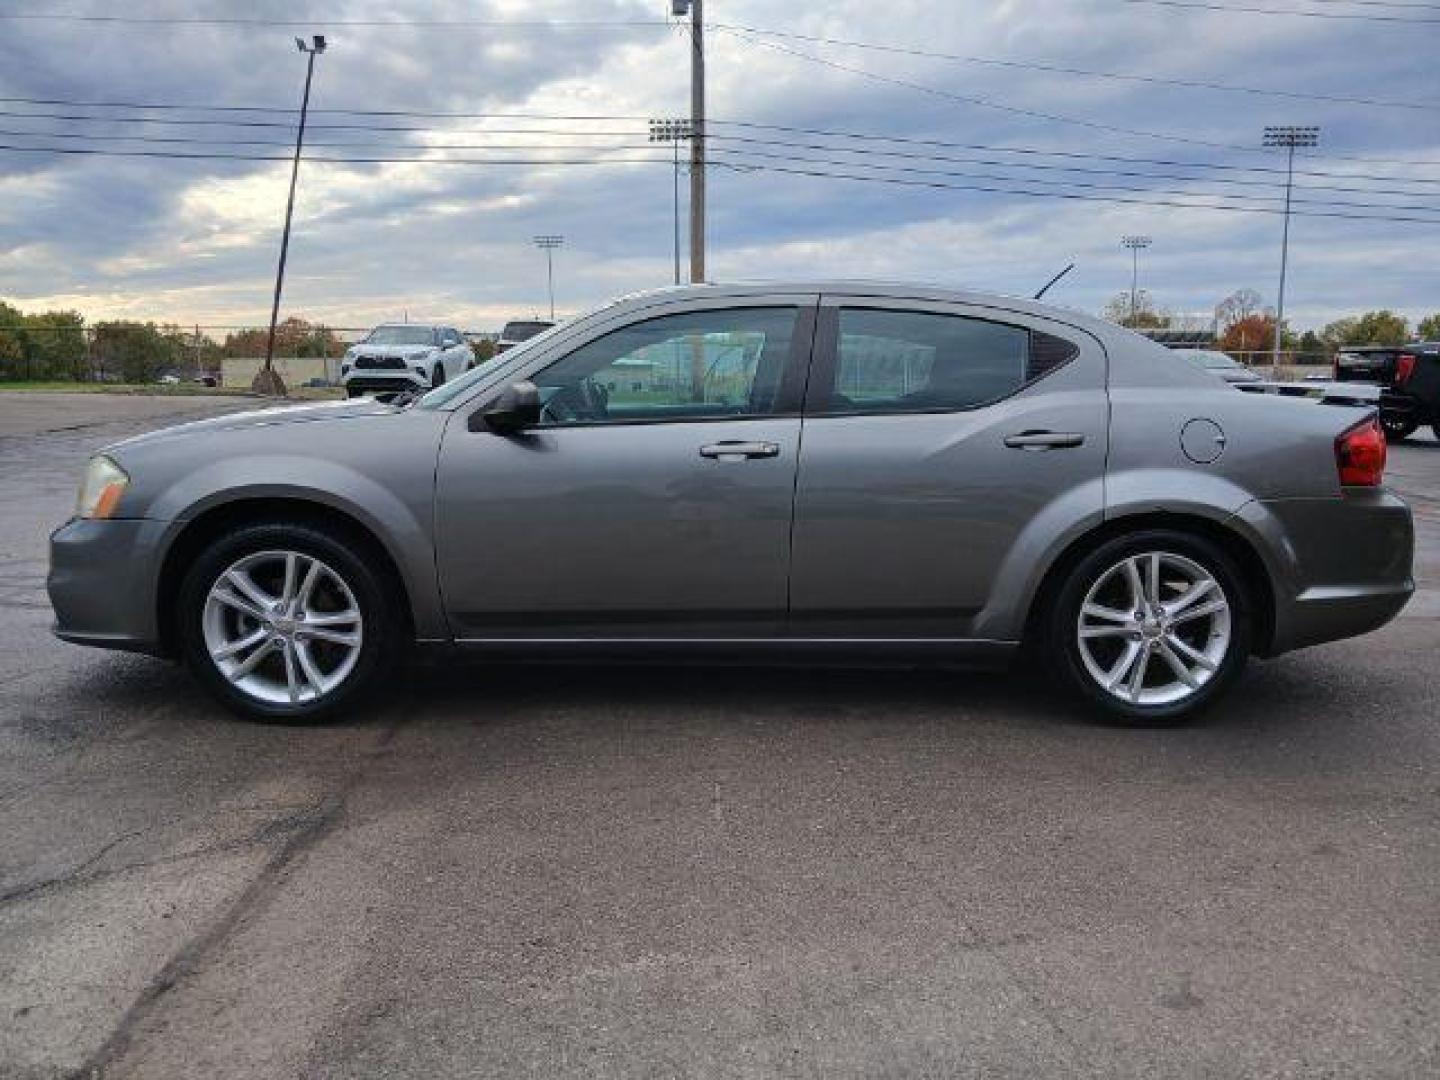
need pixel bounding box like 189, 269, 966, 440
48, 283, 1414, 724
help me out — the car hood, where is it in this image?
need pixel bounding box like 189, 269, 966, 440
349, 344, 436, 357
106, 397, 399, 454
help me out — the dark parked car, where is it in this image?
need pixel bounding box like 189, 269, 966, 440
494, 319, 556, 354
48, 283, 1412, 726
1376, 342, 1440, 441
1333, 345, 1407, 385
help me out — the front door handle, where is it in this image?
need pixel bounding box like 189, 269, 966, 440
699, 440, 781, 461
1003, 430, 1086, 450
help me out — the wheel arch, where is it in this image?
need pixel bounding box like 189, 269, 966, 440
156, 496, 416, 657
1022, 510, 1277, 656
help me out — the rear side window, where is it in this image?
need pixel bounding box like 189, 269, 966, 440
824, 308, 1076, 414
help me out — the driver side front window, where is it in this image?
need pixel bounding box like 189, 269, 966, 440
532, 307, 798, 426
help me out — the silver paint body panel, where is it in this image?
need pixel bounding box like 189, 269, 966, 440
47, 282, 1413, 662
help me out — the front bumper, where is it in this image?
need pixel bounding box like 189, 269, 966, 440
341, 370, 429, 396
1237, 489, 1414, 655
48, 517, 170, 655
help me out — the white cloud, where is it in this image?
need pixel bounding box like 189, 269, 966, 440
0, 0, 1435, 332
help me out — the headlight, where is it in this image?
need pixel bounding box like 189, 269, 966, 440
76, 455, 130, 519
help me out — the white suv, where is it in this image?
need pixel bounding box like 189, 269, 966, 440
341, 324, 472, 398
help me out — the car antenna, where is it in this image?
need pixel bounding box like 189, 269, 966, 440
1033, 262, 1075, 300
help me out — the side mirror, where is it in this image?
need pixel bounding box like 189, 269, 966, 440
473, 380, 541, 434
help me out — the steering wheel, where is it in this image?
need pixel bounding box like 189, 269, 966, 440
540, 377, 607, 424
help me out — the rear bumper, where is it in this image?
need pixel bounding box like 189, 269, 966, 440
1235, 490, 1414, 655
48, 517, 169, 655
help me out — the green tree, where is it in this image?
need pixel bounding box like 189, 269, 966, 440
91, 321, 186, 383
1416, 313, 1440, 340
23, 309, 87, 380
1103, 290, 1171, 329
223, 317, 343, 359
1321, 310, 1410, 348
0, 301, 24, 379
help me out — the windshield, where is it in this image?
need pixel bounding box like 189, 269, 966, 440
416, 320, 569, 410
365, 325, 436, 346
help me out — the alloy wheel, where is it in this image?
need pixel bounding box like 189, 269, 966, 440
1075, 551, 1231, 707
201, 549, 364, 706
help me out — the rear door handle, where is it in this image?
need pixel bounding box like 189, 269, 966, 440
1003, 430, 1086, 450
699, 440, 780, 460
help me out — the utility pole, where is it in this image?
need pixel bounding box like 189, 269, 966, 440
671, 1, 705, 283
533, 235, 564, 320
256, 34, 326, 397
649, 118, 692, 285
1121, 235, 1151, 326
1264, 125, 1319, 377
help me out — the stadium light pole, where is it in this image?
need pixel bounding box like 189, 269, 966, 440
671, 0, 705, 283
533, 235, 564, 320
649, 118, 692, 285
1121, 236, 1152, 326
1264, 125, 1320, 376
257, 34, 326, 397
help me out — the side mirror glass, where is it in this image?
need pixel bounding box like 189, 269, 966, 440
474, 380, 541, 434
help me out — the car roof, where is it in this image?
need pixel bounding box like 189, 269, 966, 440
598, 281, 1140, 346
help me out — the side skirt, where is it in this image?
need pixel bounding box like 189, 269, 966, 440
430, 637, 1020, 669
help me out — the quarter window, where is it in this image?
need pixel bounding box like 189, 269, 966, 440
826, 308, 1074, 414
532, 307, 798, 426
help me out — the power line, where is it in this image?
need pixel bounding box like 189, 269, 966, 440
3, 103, 1436, 186
2, 141, 1435, 224
715, 26, 1265, 155
12, 122, 1431, 207
4, 93, 1438, 178
1120, 0, 1440, 20
707, 146, 1439, 214
5, 114, 1436, 194
2, 11, 1431, 112
713, 158, 1440, 225
0, 13, 673, 28
707, 22, 1434, 113
713, 31, 1440, 170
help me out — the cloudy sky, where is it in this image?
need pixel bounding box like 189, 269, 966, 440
0, 0, 1435, 333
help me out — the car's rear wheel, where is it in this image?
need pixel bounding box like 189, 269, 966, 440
1047, 530, 1251, 724
1381, 414, 1417, 442
177, 522, 397, 722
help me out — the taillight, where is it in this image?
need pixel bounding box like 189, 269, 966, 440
1395, 353, 1417, 385
1336, 416, 1387, 487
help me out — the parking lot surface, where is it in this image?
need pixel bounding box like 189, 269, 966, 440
2, 393, 1438, 1078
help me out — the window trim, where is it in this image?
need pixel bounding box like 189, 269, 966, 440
804, 303, 1079, 419
519, 303, 817, 431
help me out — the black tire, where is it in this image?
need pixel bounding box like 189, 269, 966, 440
431, 366, 446, 388
1046, 529, 1252, 726
176, 521, 399, 723
1381, 414, 1417, 442
345, 386, 360, 399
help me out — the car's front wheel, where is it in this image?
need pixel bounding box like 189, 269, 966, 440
1047, 530, 1251, 724
177, 522, 398, 722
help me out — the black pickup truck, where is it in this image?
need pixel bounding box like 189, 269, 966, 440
1344, 342, 1440, 441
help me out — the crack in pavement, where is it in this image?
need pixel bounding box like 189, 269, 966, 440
0, 802, 330, 908
65, 706, 410, 1080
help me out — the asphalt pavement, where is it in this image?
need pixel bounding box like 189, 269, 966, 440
2, 393, 1437, 1079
